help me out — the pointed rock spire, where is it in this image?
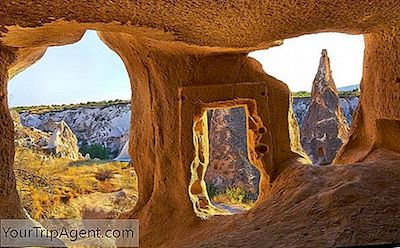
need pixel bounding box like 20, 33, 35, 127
300, 49, 349, 165
311, 49, 338, 98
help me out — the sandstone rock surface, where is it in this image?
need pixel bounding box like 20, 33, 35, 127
0, 2, 399, 247
301, 49, 349, 165
13, 112, 81, 160
174, 160, 400, 248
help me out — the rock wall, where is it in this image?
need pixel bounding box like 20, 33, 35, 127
17, 95, 358, 162
96, 31, 304, 245
12, 110, 51, 149
13, 114, 81, 160
45, 120, 81, 160
0, 48, 24, 218
335, 26, 400, 164
1, 1, 400, 49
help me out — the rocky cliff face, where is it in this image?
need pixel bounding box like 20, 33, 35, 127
20, 104, 130, 158
300, 49, 350, 165
18, 91, 358, 163
13, 110, 51, 150
205, 107, 259, 199
13, 111, 81, 159
293, 96, 359, 126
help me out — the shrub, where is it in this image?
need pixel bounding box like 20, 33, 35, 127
225, 186, 247, 203
292, 91, 311, 98
95, 169, 114, 182
338, 90, 360, 97
80, 143, 110, 160
14, 146, 135, 220
206, 183, 218, 199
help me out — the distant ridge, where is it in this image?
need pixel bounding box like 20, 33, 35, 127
11, 99, 131, 114
338, 84, 359, 92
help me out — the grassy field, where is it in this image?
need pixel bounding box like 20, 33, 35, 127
14, 148, 137, 219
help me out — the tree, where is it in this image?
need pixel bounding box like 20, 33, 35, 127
79, 144, 110, 160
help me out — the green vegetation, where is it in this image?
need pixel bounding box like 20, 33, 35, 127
225, 186, 247, 203
206, 183, 218, 199
292, 90, 360, 98
80, 143, 111, 160
338, 89, 360, 97
292, 91, 311, 98
208, 183, 257, 205
11, 99, 130, 114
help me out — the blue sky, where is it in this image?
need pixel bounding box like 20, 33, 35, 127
8, 30, 131, 107
8, 31, 364, 107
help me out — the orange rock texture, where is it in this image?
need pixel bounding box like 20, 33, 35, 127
0, 1, 399, 247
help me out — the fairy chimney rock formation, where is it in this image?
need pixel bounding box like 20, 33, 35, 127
204, 108, 260, 198
115, 140, 131, 162
300, 49, 349, 165
45, 121, 81, 160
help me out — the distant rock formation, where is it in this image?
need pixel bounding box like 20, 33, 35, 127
293, 96, 359, 126
17, 96, 358, 161
115, 140, 130, 162
12, 111, 81, 160
204, 107, 259, 199
45, 121, 81, 160
12, 110, 51, 149
300, 49, 349, 165
19, 103, 130, 157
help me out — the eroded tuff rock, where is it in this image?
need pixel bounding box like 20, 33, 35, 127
300, 49, 349, 165
45, 120, 81, 160
1, 3, 400, 247
17, 98, 358, 162
19, 104, 130, 157
13, 112, 81, 160
115, 140, 130, 162
293, 96, 359, 126
12, 110, 50, 150
205, 107, 259, 199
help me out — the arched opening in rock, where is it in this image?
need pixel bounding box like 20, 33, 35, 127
250, 33, 364, 165
189, 100, 264, 219
9, 30, 138, 220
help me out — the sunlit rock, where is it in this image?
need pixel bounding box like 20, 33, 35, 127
44, 121, 82, 160
300, 49, 349, 165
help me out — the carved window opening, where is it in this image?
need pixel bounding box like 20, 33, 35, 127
317, 147, 325, 159
10, 30, 136, 221
189, 100, 267, 219
249, 34, 363, 166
